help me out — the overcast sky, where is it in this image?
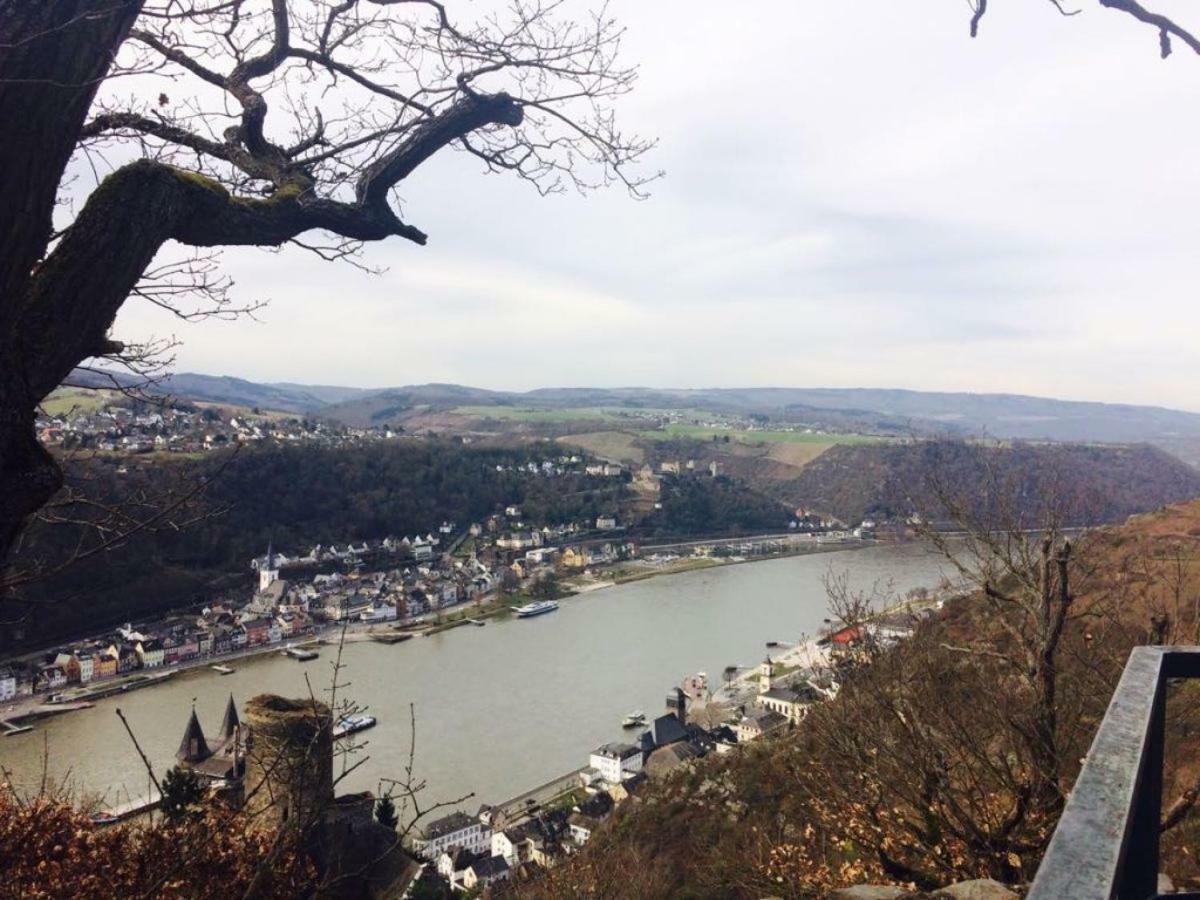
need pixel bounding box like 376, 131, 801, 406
109, 1, 1200, 410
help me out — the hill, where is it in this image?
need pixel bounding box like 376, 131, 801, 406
60, 370, 1200, 460
779, 440, 1200, 525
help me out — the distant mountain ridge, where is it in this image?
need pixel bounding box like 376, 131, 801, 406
62, 369, 1200, 451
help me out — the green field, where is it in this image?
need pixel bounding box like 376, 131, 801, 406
40, 387, 119, 416
642, 424, 885, 445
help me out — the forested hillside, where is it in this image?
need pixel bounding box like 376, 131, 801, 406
5, 440, 788, 648
781, 441, 1200, 525
6, 441, 630, 648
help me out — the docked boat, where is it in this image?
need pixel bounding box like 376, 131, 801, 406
621, 711, 646, 729
283, 646, 319, 661
370, 633, 413, 645
333, 714, 377, 740
467, 618, 486, 627
514, 600, 559, 618
211, 664, 235, 675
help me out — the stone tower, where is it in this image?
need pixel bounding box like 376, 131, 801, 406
758, 655, 773, 694
243, 694, 333, 829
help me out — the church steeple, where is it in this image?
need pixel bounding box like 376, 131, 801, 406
219, 693, 240, 741
177, 707, 211, 763
259, 541, 280, 593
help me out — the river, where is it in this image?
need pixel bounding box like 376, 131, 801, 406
0, 543, 953, 812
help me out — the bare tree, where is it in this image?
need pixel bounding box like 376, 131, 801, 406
967, 0, 1200, 58
0, 0, 655, 578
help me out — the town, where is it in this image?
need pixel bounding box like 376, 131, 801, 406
36, 395, 406, 455
0, 489, 865, 711
400, 599, 935, 893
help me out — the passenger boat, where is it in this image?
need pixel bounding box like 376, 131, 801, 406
514, 600, 559, 618
211, 664, 235, 675
621, 711, 646, 729
283, 646, 319, 661
333, 714, 377, 740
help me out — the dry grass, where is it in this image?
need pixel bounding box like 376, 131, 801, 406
765, 440, 834, 469
558, 430, 645, 464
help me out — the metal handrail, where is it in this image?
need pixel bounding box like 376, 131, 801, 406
1029, 646, 1200, 900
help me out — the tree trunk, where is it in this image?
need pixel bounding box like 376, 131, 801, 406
0, 0, 144, 313
0, 0, 143, 581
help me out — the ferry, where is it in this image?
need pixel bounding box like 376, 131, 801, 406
333, 714, 377, 740
211, 664, 235, 675
283, 646, 319, 661
621, 711, 646, 729
514, 600, 559, 619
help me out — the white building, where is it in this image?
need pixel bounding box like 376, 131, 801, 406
360, 601, 398, 623
588, 742, 643, 784
491, 829, 519, 866
0, 670, 15, 702
595, 516, 617, 530
413, 811, 490, 860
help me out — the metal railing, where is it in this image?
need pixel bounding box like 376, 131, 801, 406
1029, 646, 1200, 900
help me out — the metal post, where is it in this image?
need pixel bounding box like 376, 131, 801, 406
1118, 670, 1164, 900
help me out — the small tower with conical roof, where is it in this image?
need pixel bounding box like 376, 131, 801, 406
177, 707, 212, 763
219, 694, 240, 742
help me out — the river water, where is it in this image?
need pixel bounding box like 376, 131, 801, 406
0, 543, 952, 811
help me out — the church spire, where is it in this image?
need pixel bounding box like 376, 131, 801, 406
219, 693, 240, 741
177, 707, 211, 763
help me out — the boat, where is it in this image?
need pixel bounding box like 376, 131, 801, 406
211, 664, 235, 675
89, 812, 121, 826
370, 633, 412, 645
333, 714, 377, 740
284, 646, 319, 661
621, 711, 646, 729
514, 600, 559, 618
467, 618, 486, 627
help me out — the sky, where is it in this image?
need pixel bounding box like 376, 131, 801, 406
108, 1, 1200, 410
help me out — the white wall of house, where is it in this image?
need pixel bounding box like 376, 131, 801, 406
588, 747, 642, 783
492, 831, 517, 865
416, 821, 490, 860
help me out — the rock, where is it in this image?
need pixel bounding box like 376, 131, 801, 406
935, 879, 1019, 900
1159, 873, 1175, 894
831, 888, 908, 899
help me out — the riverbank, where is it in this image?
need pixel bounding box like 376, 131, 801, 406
0, 540, 879, 731
0, 543, 951, 815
